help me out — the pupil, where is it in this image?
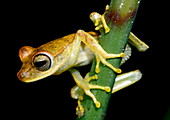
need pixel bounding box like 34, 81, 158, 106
34, 60, 47, 68
33, 54, 51, 71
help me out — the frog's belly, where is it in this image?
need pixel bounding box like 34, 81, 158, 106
73, 44, 94, 67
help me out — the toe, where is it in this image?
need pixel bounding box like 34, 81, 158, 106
104, 86, 111, 92
116, 68, 122, 73
95, 101, 101, 108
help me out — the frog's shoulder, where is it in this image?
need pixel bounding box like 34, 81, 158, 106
38, 33, 75, 57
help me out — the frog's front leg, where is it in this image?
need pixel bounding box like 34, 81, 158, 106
75, 30, 125, 73
69, 68, 111, 108
70, 71, 109, 118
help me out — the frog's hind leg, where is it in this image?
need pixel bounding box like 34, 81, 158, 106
90, 5, 110, 33
128, 32, 149, 52
90, 5, 149, 52
112, 70, 142, 93
100, 5, 110, 33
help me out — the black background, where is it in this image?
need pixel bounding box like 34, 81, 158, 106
13, 0, 169, 120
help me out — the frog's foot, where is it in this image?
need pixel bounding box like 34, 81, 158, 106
95, 52, 125, 74
90, 5, 110, 33
76, 95, 84, 118
69, 69, 111, 108
70, 85, 85, 118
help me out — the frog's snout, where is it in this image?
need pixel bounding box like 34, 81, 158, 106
17, 65, 32, 82
17, 71, 22, 80
17, 69, 26, 81
17, 70, 33, 83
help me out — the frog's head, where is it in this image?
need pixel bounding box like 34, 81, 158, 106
17, 46, 57, 83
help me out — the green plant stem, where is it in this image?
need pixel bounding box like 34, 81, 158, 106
77, 0, 141, 119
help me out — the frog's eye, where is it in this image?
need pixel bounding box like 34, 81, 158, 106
33, 54, 51, 71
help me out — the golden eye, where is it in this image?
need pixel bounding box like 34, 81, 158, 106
33, 54, 51, 71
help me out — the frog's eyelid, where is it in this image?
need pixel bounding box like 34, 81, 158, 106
19, 46, 35, 62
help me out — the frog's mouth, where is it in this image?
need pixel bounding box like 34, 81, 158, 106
17, 63, 46, 83
17, 69, 46, 83
17, 69, 26, 81
17, 63, 32, 82
17, 67, 48, 83
17, 66, 39, 83
17, 62, 58, 83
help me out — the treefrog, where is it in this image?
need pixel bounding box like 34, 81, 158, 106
17, 29, 125, 104
17, 5, 149, 118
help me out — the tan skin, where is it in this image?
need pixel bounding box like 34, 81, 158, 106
17, 29, 125, 105
17, 5, 149, 118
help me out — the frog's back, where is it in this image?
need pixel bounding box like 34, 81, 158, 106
36, 32, 99, 57
37, 33, 75, 57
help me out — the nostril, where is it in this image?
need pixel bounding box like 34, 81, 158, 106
17, 71, 24, 80
17, 72, 21, 80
